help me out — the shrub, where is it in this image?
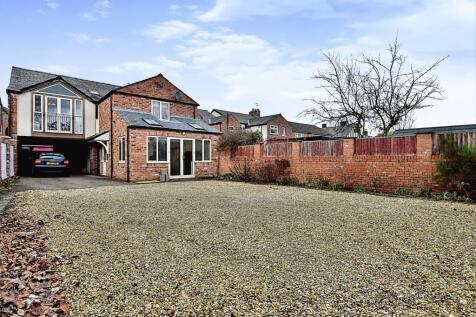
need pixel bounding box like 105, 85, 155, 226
418, 188, 433, 198
253, 159, 290, 183
432, 191, 466, 202
329, 183, 344, 191
276, 175, 297, 186
218, 130, 262, 151
394, 187, 410, 196
229, 159, 254, 182
353, 184, 366, 193
314, 176, 330, 189
434, 135, 476, 200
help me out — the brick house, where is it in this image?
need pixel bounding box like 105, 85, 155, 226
6, 67, 220, 181
199, 107, 293, 140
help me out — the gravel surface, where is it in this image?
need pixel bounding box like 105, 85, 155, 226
14, 180, 476, 316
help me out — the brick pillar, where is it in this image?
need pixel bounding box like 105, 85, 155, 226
343, 138, 354, 157
254, 143, 261, 158
291, 142, 300, 158
416, 133, 433, 157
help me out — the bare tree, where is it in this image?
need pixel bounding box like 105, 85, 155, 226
302, 37, 447, 136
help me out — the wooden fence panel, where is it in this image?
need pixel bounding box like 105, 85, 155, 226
261, 142, 292, 157
433, 132, 476, 154
232, 145, 255, 157
301, 140, 344, 157
355, 136, 417, 155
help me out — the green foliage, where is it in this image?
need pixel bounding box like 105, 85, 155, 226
434, 135, 476, 200
394, 187, 410, 196
418, 188, 433, 198
276, 175, 297, 186
314, 176, 330, 189
329, 183, 344, 191
431, 191, 466, 202
218, 130, 262, 151
353, 184, 366, 193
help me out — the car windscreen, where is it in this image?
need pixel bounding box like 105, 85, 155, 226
39, 153, 65, 158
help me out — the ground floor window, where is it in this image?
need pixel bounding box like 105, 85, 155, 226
118, 137, 126, 162
147, 136, 167, 162
195, 139, 211, 162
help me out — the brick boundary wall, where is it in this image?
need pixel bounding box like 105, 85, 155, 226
218, 133, 443, 193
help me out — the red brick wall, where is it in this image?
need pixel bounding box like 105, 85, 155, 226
110, 112, 129, 180
127, 128, 219, 182
219, 134, 443, 193
88, 146, 99, 175
7, 94, 17, 137
117, 74, 197, 106
111, 94, 195, 118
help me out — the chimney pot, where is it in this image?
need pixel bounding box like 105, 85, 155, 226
249, 107, 260, 118
322, 123, 327, 128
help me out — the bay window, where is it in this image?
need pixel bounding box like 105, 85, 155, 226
151, 100, 170, 120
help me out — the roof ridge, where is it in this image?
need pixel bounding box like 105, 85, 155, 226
12, 66, 120, 88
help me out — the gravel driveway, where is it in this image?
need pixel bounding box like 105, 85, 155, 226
15, 181, 476, 316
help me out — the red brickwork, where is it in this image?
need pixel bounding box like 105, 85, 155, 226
7, 94, 17, 137
219, 134, 443, 193
266, 115, 293, 140
117, 75, 198, 106
111, 94, 195, 118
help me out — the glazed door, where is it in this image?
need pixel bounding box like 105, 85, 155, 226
169, 138, 194, 178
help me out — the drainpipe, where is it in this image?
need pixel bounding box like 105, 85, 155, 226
109, 97, 113, 178
126, 126, 130, 182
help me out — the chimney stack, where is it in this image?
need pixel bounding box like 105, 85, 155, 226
249, 104, 260, 118
322, 123, 327, 128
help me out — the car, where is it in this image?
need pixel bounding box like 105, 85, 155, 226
32, 152, 70, 177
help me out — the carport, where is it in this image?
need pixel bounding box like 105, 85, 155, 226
17, 136, 88, 176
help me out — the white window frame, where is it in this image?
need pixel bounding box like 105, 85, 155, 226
118, 137, 126, 163
146, 136, 168, 163
270, 125, 278, 135
282, 127, 286, 136
45, 96, 73, 133
228, 126, 234, 131
74, 100, 83, 134
295, 133, 304, 138
33, 94, 43, 132
151, 100, 170, 121
195, 139, 211, 162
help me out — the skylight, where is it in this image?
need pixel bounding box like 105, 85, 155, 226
89, 90, 100, 95
143, 118, 161, 126
188, 123, 204, 130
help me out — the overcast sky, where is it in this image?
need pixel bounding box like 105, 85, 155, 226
0, 0, 475, 127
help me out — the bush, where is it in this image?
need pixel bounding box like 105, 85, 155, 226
329, 183, 344, 191
218, 130, 262, 151
418, 188, 433, 198
353, 184, 366, 193
276, 175, 297, 186
314, 176, 330, 189
229, 159, 254, 182
253, 159, 290, 183
394, 187, 410, 196
434, 135, 476, 200
432, 191, 466, 202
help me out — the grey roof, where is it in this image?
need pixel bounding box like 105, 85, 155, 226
321, 123, 358, 137
7, 67, 120, 102
197, 109, 213, 123
393, 124, 476, 136
288, 121, 326, 135
248, 114, 281, 126
212, 109, 253, 125
113, 108, 221, 134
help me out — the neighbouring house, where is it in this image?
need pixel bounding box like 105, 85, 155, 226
288, 121, 327, 138
7, 67, 220, 181
319, 122, 360, 138
199, 107, 293, 140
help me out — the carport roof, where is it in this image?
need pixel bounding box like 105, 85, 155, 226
113, 108, 221, 134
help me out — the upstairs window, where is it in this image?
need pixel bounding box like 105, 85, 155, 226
74, 100, 83, 134
295, 133, 304, 138
33, 94, 43, 131
270, 125, 278, 135
151, 100, 170, 120
282, 127, 286, 136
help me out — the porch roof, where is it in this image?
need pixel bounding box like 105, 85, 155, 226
86, 130, 109, 143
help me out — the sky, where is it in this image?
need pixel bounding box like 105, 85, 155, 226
0, 0, 475, 127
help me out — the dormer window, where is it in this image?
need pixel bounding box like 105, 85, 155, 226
151, 100, 170, 121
